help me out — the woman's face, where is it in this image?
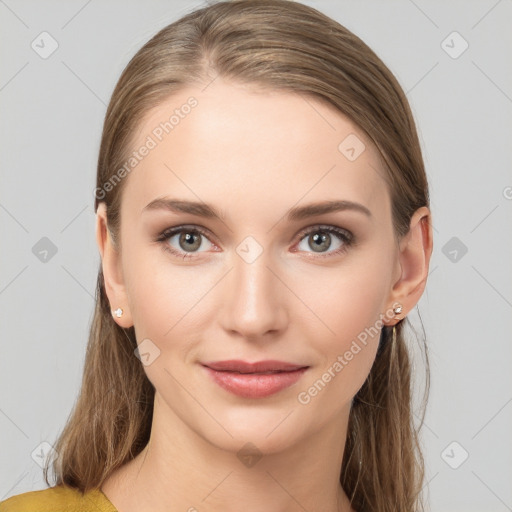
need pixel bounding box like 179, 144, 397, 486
100, 78, 406, 454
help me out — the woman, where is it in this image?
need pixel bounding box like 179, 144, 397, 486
0, 1, 433, 511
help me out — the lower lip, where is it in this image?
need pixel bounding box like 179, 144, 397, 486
202, 365, 309, 398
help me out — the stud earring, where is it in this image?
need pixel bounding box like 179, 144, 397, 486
112, 307, 123, 318
388, 303, 403, 345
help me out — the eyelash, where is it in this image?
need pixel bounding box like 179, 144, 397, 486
155, 224, 354, 261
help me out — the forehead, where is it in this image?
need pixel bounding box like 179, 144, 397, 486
121, 79, 390, 224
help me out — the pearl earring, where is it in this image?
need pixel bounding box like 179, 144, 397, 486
112, 308, 123, 318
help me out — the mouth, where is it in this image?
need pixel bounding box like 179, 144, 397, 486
202, 359, 308, 373
201, 360, 310, 398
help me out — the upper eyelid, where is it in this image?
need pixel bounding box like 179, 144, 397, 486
297, 224, 352, 238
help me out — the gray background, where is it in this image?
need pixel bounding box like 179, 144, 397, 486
1, 1, 511, 511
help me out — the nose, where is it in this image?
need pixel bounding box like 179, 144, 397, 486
218, 247, 288, 342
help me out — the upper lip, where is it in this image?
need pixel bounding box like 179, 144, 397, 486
202, 360, 309, 373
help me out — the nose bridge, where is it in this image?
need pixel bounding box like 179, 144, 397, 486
220, 237, 286, 338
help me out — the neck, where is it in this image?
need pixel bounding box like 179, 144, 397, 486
102, 393, 357, 512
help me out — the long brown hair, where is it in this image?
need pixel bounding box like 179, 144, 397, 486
45, 1, 431, 510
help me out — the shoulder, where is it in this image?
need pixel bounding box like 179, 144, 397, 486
0, 485, 118, 512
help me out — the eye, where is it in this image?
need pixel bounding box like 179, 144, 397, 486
156, 225, 216, 260
156, 224, 354, 261
294, 225, 354, 258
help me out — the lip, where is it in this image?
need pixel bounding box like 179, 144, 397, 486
202, 359, 307, 373
201, 360, 309, 398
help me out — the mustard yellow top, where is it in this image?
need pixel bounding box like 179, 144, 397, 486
0, 485, 118, 512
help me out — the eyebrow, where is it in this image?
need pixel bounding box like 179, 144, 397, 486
142, 197, 372, 221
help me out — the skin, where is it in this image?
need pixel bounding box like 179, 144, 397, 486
96, 78, 433, 512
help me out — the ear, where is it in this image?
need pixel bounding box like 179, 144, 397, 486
385, 206, 433, 326
95, 202, 134, 328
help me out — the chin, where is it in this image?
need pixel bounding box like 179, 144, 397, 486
199, 406, 309, 455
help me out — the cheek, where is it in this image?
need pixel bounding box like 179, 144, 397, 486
122, 248, 206, 391
294, 256, 389, 342
123, 243, 193, 339
124, 243, 219, 357
291, 254, 390, 398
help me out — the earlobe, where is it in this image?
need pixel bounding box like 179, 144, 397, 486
386, 206, 433, 325
95, 203, 133, 328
